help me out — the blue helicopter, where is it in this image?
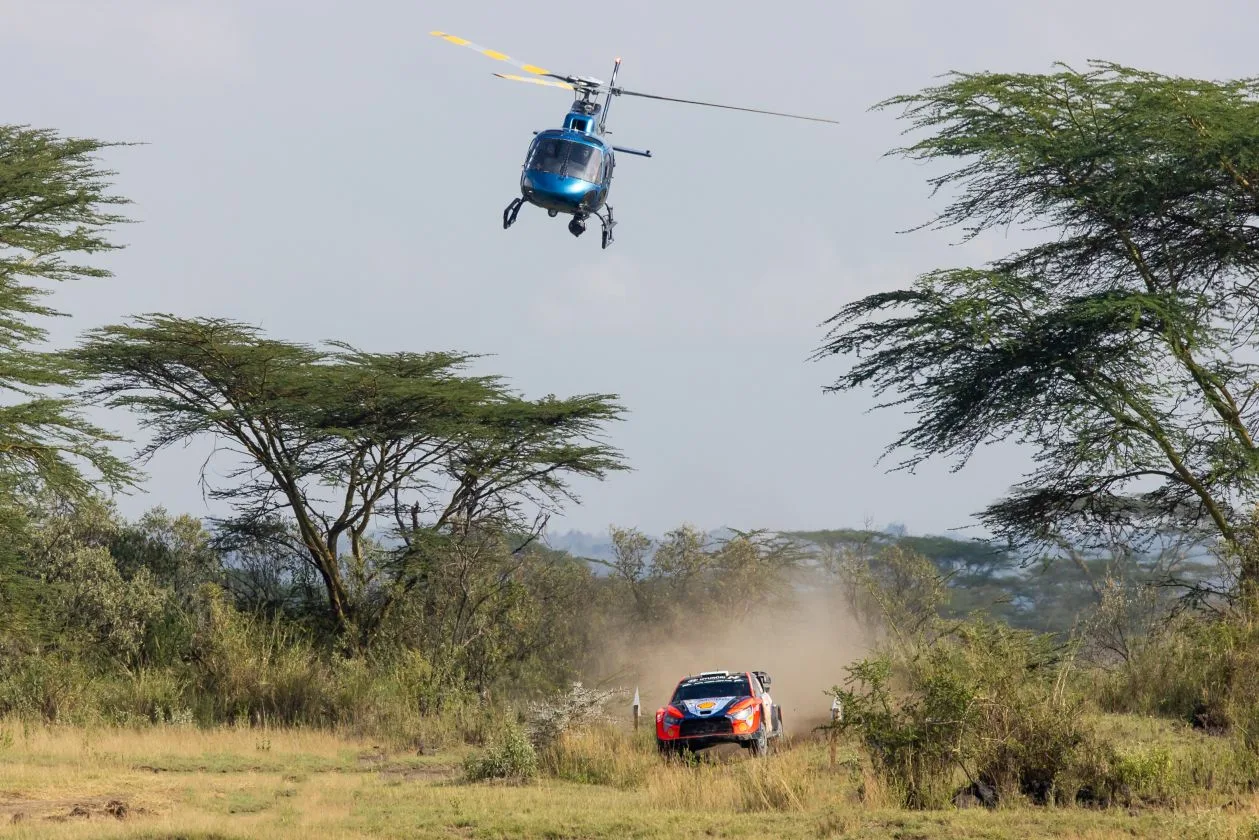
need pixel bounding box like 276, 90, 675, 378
430, 31, 839, 249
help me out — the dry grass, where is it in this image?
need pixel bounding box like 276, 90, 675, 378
1, 716, 1258, 839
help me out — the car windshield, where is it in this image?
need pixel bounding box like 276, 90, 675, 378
527, 137, 602, 182
672, 676, 750, 702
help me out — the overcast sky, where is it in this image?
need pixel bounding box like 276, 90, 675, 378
3, 0, 1256, 539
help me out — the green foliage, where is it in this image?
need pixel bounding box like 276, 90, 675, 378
112, 507, 222, 603
814, 62, 1259, 593
0, 125, 136, 500
0, 125, 138, 651
43, 544, 168, 669
463, 719, 539, 782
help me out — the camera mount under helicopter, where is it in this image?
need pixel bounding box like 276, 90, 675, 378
566, 207, 615, 248
502, 197, 617, 249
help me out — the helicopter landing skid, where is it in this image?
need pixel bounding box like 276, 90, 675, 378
595, 205, 615, 249
503, 197, 524, 229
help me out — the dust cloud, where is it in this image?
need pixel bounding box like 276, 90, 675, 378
591, 587, 874, 739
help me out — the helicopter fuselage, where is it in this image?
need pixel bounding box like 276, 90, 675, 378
518, 123, 614, 217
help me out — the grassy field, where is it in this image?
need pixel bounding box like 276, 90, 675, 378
1, 716, 1258, 839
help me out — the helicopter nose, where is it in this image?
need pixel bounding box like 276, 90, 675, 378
521, 172, 596, 211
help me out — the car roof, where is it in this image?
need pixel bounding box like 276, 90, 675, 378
678, 671, 749, 685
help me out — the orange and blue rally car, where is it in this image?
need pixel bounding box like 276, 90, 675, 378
655, 669, 783, 756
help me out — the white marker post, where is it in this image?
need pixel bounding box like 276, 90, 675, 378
632, 687, 641, 731
828, 696, 842, 770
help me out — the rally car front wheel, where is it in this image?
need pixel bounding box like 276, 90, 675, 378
746, 723, 770, 757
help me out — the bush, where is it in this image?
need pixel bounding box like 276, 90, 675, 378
833, 617, 1119, 808
463, 720, 538, 782
524, 681, 619, 752
0, 656, 96, 723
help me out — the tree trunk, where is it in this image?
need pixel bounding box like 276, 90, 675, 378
303, 540, 355, 638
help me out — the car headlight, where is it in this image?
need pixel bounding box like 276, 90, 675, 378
730, 705, 756, 722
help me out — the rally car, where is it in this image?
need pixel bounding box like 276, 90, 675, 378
655, 669, 783, 757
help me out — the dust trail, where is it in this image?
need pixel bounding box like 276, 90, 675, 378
591, 586, 873, 738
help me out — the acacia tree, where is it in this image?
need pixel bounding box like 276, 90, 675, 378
0, 126, 136, 645
814, 63, 1259, 599
73, 315, 626, 643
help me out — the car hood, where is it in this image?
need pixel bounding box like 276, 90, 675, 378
678, 696, 744, 717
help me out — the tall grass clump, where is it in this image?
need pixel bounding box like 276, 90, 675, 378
463, 719, 538, 782
1098, 613, 1259, 743
642, 742, 831, 813
540, 725, 657, 788
188, 587, 335, 726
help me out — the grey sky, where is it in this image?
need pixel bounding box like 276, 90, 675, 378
3, 0, 1256, 539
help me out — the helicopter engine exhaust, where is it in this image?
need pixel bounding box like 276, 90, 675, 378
568, 215, 586, 237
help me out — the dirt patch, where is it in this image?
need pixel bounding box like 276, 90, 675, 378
0, 794, 144, 824
378, 763, 458, 782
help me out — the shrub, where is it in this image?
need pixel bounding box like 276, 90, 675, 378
524, 681, 619, 752
0, 655, 96, 723
833, 617, 1110, 808
463, 720, 538, 782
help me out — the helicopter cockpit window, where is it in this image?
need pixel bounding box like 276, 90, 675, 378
527, 138, 602, 183
527, 138, 566, 175
565, 143, 601, 182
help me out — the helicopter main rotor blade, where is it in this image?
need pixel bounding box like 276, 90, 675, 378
610, 87, 839, 124
493, 73, 575, 91
429, 31, 570, 82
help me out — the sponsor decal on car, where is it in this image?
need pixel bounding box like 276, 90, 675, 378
681, 697, 735, 715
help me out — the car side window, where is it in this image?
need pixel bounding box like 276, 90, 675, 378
750, 674, 762, 697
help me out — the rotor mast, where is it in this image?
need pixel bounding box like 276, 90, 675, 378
598, 58, 622, 134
